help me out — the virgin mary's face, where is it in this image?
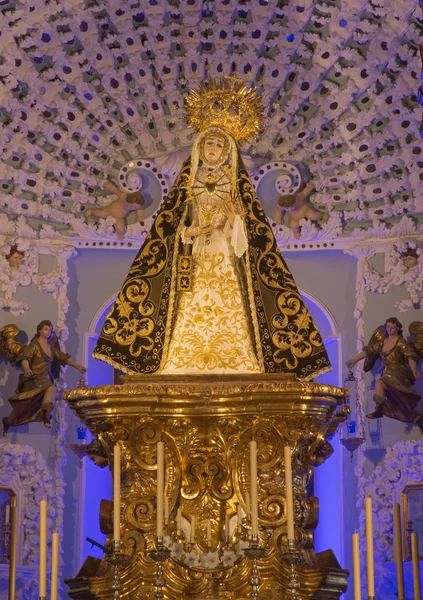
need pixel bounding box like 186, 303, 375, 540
202, 135, 226, 165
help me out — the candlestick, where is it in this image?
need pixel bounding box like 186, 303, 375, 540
147, 538, 171, 600
365, 497, 375, 599
284, 446, 294, 541
156, 442, 164, 537
8, 497, 16, 600
113, 445, 121, 543
106, 539, 130, 600
393, 503, 405, 600
5, 504, 10, 525
244, 535, 267, 600
411, 531, 421, 600
250, 440, 259, 536
50, 532, 59, 600
281, 538, 303, 600
190, 515, 196, 542
352, 533, 361, 600
39, 499, 48, 599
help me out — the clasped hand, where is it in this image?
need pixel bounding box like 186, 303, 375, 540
185, 221, 213, 238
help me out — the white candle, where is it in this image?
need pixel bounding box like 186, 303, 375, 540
156, 442, 164, 537
50, 531, 60, 600
352, 533, 361, 600
365, 497, 375, 597
225, 514, 230, 541
5, 504, 10, 525
237, 503, 242, 527
164, 496, 169, 525
284, 446, 295, 541
245, 492, 251, 517
8, 498, 17, 600
249, 440, 259, 537
393, 503, 405, 600
206, 518, 212, 545
411, 532, 421, 600
39, 499, 48, 597
113, 444, 121, 542
190, 515, 196, 542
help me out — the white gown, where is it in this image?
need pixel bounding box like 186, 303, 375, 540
161, 165, 261, 374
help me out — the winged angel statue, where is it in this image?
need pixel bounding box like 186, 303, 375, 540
0, 322, 85, 434
346, 318, 423, 430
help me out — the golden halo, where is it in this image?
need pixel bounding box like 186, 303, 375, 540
185, 76, 265, 145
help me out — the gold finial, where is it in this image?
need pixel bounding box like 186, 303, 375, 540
185, 77, 265, 145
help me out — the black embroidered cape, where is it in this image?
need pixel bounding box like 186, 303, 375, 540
93, 158, 332, 379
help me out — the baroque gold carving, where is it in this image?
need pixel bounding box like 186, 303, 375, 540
65, 375, 348, 599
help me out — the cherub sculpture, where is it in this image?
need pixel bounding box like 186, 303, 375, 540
0, 321, 85, 434
5, 245, 25, 268
346, 318, 423, 430
85, 180, 145, 240
401, 248, 419, 271
278, 180, 329, 239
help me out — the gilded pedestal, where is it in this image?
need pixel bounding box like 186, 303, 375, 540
64, 374, 349, 599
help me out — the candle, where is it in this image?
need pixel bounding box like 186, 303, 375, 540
50, 531, 60, 600
411, 532, 421, 600
284, 446, 295, 541
352, 533, 361, 600
245, 492, 251, 517
176, 507, 182, 533
365, 497, 375, 598
249, 440, 259, 537
5, 504, 10, 525
8, 497, 17, 600
393, 503, 405, 600
113, 444, 121, 542
206, 518, 212, 545
39, 499, 48, 598
164, 496, 169, 525
225, 514, 230, 541
237, 503, 242, 527
156, 442, 164, 537
190, 515, 196, 542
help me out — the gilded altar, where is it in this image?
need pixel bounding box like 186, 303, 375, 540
64, 374, 349, 599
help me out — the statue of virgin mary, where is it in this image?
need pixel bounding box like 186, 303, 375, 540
93, 79, 331, 379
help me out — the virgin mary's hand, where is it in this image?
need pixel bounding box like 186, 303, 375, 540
185, 223, 212, 238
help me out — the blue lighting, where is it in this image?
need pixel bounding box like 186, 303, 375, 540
339, 19, 347, 28
286, 34, 295, 42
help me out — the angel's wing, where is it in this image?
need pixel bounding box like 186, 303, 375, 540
0, 324, 26, 365
48, 332, 62, 380
409, 321, 423, 360
363, 325, 387, 372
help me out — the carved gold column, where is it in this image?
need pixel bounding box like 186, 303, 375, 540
65, 374, 349, 599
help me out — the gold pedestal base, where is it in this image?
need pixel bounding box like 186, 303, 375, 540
65, 374, 349, 599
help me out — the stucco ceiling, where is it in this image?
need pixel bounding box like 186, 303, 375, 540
0, 0, 422, 242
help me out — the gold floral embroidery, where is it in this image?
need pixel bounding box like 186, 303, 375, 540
162, 251, 260, 373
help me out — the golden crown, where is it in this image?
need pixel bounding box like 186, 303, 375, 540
185, 77, 265, 145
